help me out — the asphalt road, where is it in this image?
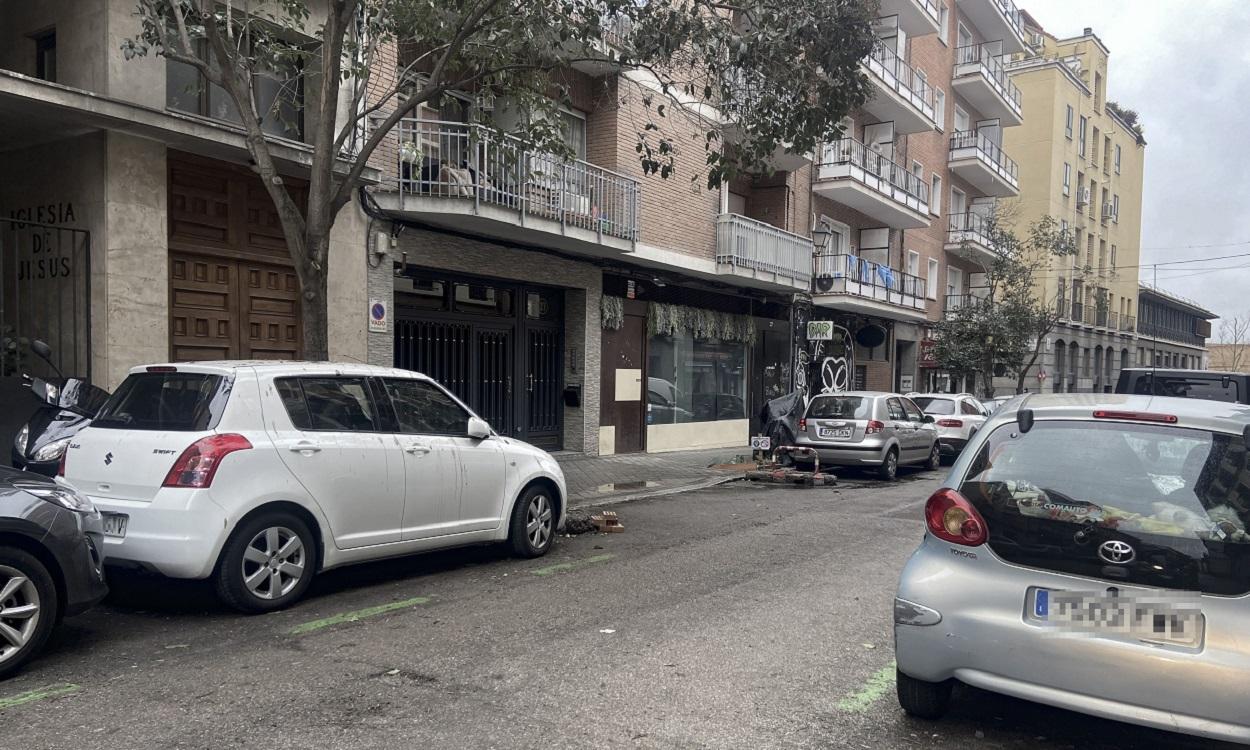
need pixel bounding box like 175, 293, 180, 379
2, 468, 1239, 749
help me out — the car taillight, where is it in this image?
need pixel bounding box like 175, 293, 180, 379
162, 434, 252, 488
866, 420, 885, 435
798, 418, 807, 431
1092, 410, 1177, 424
57, 449, 67, 478
936, 419, 964, 428
925, 488, 987, 547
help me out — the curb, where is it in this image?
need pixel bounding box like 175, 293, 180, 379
568, 474, 743, 512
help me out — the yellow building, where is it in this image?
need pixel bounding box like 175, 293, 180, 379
1003, 16, 1146, 393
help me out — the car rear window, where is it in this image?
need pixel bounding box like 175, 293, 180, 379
807, 396, 871, 420
960, 420, 1250, 595
1130, 374, 1240, 403
912, 397, 955, 415
92, 372, 230, 431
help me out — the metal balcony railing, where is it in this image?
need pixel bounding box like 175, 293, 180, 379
812, 253, 926, 304
1122, 314, 1136, 333
1108, 311, 1120, 331
1071, 301, 1084, 323
818, 137, 929, 204
391, 119, 640, 241
954, 43, 1023, 112
1083, 304, 1096, 326
1096, 308, 1109, 328
949, 130, 1019, 183
866, 40, 936, 112
997, 0, 1025, 38
715, 214, 813, 287
943, 294, 981, 313
948, 211, 994, 242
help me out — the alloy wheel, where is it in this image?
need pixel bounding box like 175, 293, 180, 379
241, 526, 305, 600
526, 494, 554, 550
0, 565, 41, 664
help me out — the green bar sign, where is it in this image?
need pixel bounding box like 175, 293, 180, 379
807, 320, 834, 340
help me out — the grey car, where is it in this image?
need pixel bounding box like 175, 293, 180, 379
894, 394, 1250, 744
0, 466, 108, 678
792, 391, 940, 479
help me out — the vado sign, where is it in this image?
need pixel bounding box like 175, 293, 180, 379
807, 320, 834, 340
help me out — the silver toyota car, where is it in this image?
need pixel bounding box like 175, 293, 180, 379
894, 394, 1250, 744
792, 391, 940, 480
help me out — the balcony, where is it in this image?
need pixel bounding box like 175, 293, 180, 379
373, 119, 640, 257
1122, 315, 1136, 333
715, 214, 814, 292
814, 138, 931, 229
945, 212, 999, 266
861, 41, 939, 135
948, 131, 1019, 197
878, 0, 942, 37
943, 294, 982, 315
566, 13, 633, 75
955, 0, 1030, 54
952, 44, 1023, 126
812, 253, 927, 320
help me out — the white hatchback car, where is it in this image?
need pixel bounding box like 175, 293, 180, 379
908, 393, 990, 458
61, 362, 567, 612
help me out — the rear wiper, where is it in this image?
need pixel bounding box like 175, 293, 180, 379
91, 414, 133, 427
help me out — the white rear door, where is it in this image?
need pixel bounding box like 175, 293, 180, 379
264, 375, 405, 549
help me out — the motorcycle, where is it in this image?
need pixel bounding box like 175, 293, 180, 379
10, 340, 111, 477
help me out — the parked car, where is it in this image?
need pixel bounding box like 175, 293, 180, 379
979, 396, 1014, 414
792, 391, 939, 480
908, 393, 989, 458
894, 394, 1250, 744
0, 466, 108, 678
62, 363, 567, 613
1116, 368, 1250, 405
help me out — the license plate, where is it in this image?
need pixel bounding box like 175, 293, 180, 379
817, 427, 852, 439
1029, 587, 1204, 648
101, 512, 128, 539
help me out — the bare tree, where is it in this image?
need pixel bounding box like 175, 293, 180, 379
124, 0, 878, 359
1216, 314, 1250, 371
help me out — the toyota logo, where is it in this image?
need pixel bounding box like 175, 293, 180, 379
1098, 540, 1135, 565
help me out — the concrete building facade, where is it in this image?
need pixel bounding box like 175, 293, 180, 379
1135, 283, 1216, 371
1003, 16, 1146, 393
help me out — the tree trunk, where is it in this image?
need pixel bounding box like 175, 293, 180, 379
301, 235, 331, 361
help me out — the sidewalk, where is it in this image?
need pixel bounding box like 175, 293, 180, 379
554, 447, 754, 509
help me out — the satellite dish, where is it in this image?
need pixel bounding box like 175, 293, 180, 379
855, 324, 887, 348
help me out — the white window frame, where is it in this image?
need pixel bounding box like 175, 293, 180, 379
1062, 163, 1071, 196
954, 105, 970, 133
926, 258, 940, 300
906, 249, 921, 280
930, 174, 942, 216
1078, 116, 1087, 157
938, 6, 950, 44
818, 215, 851, 255
934, 87, 946, 131
1113, 194, 1120, 222
1115, 143, 1122, 174
1065, 105, 1074, 139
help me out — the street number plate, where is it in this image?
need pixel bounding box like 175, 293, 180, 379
1029, 587, 1203, 648
102, 512, 129, 539
818, 427, 852, 439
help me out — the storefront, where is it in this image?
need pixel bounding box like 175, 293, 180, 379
597, 274, 789, 454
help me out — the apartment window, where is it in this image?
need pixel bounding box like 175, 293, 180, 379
934, 88, 946, 131
954, 106, 970, 133
947, 266, 963, 298
167, 39, 304, 141
1092, 126, 1100, 165
1112, 194, 1120, 222
34, 30, 56, 82
1111, 244, 1117, 270
1062, 163, 1071, 196
926, 258, 940, 299
906, 250, 921, 279
1115, 144, 1122, 174
1060, 219, 1069, 238
1065, 105, 1074, 139
930, 174, 942, 215
1078, 116, 1087, 157
1103, 135, 1112, 172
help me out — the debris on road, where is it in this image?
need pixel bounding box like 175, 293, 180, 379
744, 446, 836, 487
591, 511, 625, 533
599, 629, 616, 634
563, 512, 598, 535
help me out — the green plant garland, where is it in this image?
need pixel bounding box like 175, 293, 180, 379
600, 295, 625, 331
646, 301, 756, 344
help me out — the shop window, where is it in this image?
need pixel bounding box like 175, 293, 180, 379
647, 332, 747, 424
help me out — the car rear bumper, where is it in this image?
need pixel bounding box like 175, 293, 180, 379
46, 509, 109, 616
894, 537, 1250, 743
937, 437, 968, 455
87, 490, 228, 580
791, 436, 888, 466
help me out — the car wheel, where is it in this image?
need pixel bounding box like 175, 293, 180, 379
0, 548, 59, 680
896, 669, 953, 719
877, 448, 899, 481
214, 512, 316, 614
509, 485, 557, 558
925, 442, 942, 472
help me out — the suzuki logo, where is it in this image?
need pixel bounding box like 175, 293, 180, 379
104, 452, 113, 466
1098, 540, 1135, 565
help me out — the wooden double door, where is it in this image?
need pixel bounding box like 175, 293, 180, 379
167, 153, 304, 360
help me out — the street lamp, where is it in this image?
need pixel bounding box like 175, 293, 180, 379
811, 225, 832, 252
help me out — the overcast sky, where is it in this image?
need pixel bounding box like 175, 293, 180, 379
1023, 1, 1250, 333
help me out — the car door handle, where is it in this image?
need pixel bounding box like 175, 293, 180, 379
404, 443, 432, 455
290, 441, 321, 453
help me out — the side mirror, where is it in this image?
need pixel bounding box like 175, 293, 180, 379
923, 414, 935, 424
30, 339, 53, 360
466, 416, 492, 440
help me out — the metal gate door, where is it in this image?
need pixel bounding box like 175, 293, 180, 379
525, 327, 562, 447
476, 327, 514, 435
393, 318, 472, 402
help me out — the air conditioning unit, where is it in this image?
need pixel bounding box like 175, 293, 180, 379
1076, 187, 1091, 207
1031, 33, 1044, 47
